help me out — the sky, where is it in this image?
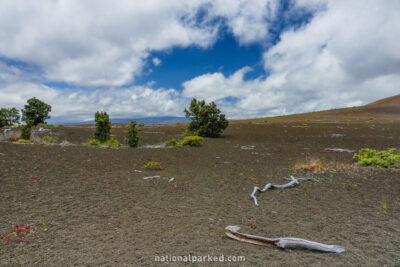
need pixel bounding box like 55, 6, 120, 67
0, 0, 399, 124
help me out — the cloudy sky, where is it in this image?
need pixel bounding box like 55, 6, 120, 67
0, 0, 399, 123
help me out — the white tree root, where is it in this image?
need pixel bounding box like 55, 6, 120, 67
250, 176, 315, 206
225, 226, 345, 253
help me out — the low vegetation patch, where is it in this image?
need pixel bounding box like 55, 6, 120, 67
82, 137, 123, 147
43, 135, 59, 144
165, 138, 179, 147
181, 136, 203, 146
144, 161, 163, 170
17, 138, 31, 143
165, 136, 203, 147
353, 148, 400, 168
294, 160, 327, 174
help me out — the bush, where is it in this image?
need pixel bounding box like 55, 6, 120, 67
353, 148, 400, 168
106, 137, 123, 147
43, 135, 59, 143
144, 161, 163, 170
17, 138, 31, 143
181, 136, 203, 146
22, 97, 51, 126
165, 138, 178, 147
94, 111, 111, 143
126, 120, 139, 147
184, 98, 228, 137
0, 107, 20, 127
82, 137, 122, 147
20, 125, 31, 140
83, 139, 101, 146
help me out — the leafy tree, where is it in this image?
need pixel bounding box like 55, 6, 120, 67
20, 125, 31, 140
22, 97, 51, 126
184, 98, 229, 137
0, 107, 20, 127
126, 120, 139, 147
94, 111, 111, 143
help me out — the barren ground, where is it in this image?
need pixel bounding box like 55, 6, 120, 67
0, 109, 399, 266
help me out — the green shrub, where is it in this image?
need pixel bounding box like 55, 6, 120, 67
184, 98, 228, 137
126, 120, 139, 147
181, 136, 203, 146
165, 138, 178, 147
43, 135, 59, 143
83, 139, 101, 146
20, 125, 31, 140
353, 148, 400, 168
83, 137, 122, 147
94, 111, 111, 143
22, 97, 51, 126
17, 138, 31, 143
106, 137, 123, 147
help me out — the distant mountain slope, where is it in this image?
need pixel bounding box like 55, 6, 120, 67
363, 94, 400, 114
365, 94, 400, 107
236, 94, 400, 124
70, 116, 189, 125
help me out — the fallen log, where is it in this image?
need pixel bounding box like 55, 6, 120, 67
225, 226, 345, 253
143, 175, 160, 180
251, 176, 314, 206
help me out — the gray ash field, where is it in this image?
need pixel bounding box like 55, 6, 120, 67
1, 99, 399, 266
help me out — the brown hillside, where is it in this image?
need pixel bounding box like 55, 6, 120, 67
363, 94, 400, 115
237, 94, 400, 124
365, 94, 400, 107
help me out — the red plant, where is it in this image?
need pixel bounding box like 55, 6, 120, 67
172, 185, 184, 191
2, 223, 37, 245
218, 183, 231, 189
103, 180, 115, 185
247, 222, 256, 228
308, 206, 318, 211
97, 213, 109, 217
30, 175, 37, 179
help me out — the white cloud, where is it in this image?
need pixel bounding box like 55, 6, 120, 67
152, 57, 162, 66
207, 0, 280, 44
182, 0, 400, 118
0, 81, 185, 123
0, 0, 219, 87
1, 0, 400, 122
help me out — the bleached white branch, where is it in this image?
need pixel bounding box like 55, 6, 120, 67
225, 226, 345, 253
250, 176, 299, 206
143, 175, 160, 180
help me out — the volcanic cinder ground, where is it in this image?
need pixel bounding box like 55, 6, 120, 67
0, 96, 399, 266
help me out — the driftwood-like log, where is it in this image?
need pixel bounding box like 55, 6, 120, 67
251, 176, 307, 206
225, 226, 345, 253
143, 175, 160, 180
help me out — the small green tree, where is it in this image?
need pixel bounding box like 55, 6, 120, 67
184, 98, 228, 137
22, 97, 51, 126
20, 125, 31, 140
0, 107, 20, 127
126, 120, 139, 147
94, 111, 111, 143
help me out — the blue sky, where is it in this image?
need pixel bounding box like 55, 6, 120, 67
137, 34, 265, 91
0, 0, 399, 123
